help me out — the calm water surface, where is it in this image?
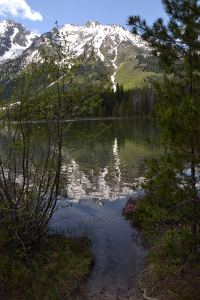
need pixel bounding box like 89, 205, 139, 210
51, 118, 161, 298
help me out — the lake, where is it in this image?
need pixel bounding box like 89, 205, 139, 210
51, 117, 161, 299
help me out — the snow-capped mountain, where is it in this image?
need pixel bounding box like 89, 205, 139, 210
59, 20, 148, 59
57, 21, 149, 89
0, 20, 39, 62
0, 20, 150, 90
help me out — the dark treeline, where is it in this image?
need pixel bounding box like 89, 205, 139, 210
134, 54, 164, 73
88, 82, 157, 118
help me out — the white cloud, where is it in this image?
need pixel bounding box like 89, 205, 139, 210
0, 9, 6, 17
0, 0, 43, 21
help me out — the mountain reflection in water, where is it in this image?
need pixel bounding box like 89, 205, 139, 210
60, 118, 161, 202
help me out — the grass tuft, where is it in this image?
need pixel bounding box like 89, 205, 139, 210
0, 234, 94, 300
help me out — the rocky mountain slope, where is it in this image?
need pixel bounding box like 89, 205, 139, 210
0, 20, 39, 61
0, 20, 159, 91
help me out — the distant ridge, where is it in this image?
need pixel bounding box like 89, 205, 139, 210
0, 20, 154, 90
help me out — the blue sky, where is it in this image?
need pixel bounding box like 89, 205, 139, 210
0, 0, 168, 34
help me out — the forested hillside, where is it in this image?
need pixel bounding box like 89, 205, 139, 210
91, 83, 157, 117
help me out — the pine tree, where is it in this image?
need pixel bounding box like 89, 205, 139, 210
127, 0, 200, 251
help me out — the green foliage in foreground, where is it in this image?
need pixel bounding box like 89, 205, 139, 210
0, 25, 109, 252
123, 189, 200, 299
0, 234, 94, 300
125, 0, 200, 285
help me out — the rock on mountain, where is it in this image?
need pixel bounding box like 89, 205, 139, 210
0, 20, 39, 62
59, 20, 148, 59
0, 20, 150, 90
58, 21, 149, 90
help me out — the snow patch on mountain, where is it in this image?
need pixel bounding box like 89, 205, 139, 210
58, 21, 148, 86
0, 20, 40, 62
0, 44, 25, 61
59, 21, 147, 60
0, 20, 150, 91
110, 42, 122, 91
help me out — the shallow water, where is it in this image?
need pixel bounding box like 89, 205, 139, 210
52, 197, 146, 298
51, 118, 161, 298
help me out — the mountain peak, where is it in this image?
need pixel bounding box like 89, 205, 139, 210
0, 20, 150, 91
85, 20, 101, 28
0, 20, 40, 61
